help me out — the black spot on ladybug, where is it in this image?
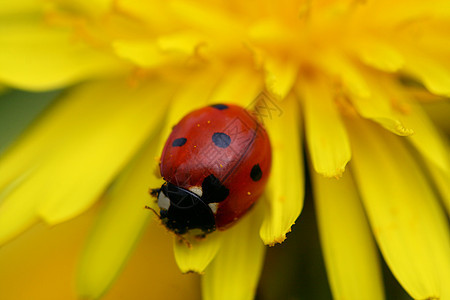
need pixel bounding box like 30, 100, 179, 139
212, 132, 231, 148
202, 174, 229, 203
250, 164, 262, 181
172, 137, 187, 147
211, 104, 229, 110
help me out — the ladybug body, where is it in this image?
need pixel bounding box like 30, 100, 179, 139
154, 104, 271, 235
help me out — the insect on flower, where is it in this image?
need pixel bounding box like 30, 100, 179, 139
149, 104, 272, 236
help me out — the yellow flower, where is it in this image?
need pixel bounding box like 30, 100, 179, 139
0, 0, 449, 300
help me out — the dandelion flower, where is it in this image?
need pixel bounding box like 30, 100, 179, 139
1, 0, 449, 300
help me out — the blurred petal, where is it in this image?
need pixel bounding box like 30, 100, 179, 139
115, 0, 174, 29
349, 74, 413, 136
260, 95, 304, 245
157, 31, 206, 55
0, 0, 40, 16
49, 0, 112, 18
351, 38, 404, 72
427, 158, 450, 215
0, 19, 125, 91
404, 51, 450, 97
0, 204, 96, 300
401, 102, 450, 173
0, 79, 172, 244
312, 170, 385, 300
298, 78, 351, 177
76, 128, 164, 299
421, 99, 450, 133
0, 203, 200, 300
264, 56, 297, 100
104, 224, 201, 300
208, 66, 262, 106
318, 53, 371, 98
113, 39, 193, 68
348, 117, 450, 300
169, 0, 243, 35
173, 232, 223, 274
202, 203, 265, 300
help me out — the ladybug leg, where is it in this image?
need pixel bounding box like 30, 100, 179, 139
147, 188, 162, 217
144, 205, 161, 218
149, 188, 161, 197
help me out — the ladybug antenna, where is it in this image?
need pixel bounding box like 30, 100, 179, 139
144, 205, 160, 218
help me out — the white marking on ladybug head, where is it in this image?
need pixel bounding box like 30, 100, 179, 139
157, 191, 170, 210
208, 203, 218, 214
188, 186, 203, 197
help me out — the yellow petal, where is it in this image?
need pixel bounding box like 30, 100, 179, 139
264, 56, 298, 100
76, 128, 165, 299
349, 74, 413, 136
208, 66, 262, 106
114, 31, 205, 68
312, 170, 385, 300
169, 0, 243, 36
0, 202, 199, 300
49, 0, 112, 18
0, 19, 124, 91
318, 52, 371, 99
350, 38, 404, 72
113, 40, 174, 68
426, 158, 450, 215
364, 0, 450, 26
260, 95, 304, 245
248, 19, 295, 46
115, 0, 174, 29
381, 82, 450, 213
404, 51, 450, 97
0, 79, 172, 244
402, 102, 449, 174
173, 232, 223, 274
421, 99, 450, 134
0, 171, 38, 245
157, 31, 205, 56
202, 203, 265, 300
297, 78, 351, 177
347, 116, 450, 300
0, 204, 96, 300
0, 0, 40, 16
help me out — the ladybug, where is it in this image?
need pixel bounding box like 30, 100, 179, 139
151, 103, 271, 236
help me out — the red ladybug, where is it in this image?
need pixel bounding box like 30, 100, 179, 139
152, 103, 271, 235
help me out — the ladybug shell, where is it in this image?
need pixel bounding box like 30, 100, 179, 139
160, 104, 271, 230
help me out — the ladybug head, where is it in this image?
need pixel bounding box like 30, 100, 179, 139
156, 182, 216, 235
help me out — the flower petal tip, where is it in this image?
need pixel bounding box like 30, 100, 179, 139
265, 87, 283, 101
394, 123, 414, 136
173, 233, 222, 275
262, 230, 291, 246
182, 269, 204, 275
316, 165, 348, 179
